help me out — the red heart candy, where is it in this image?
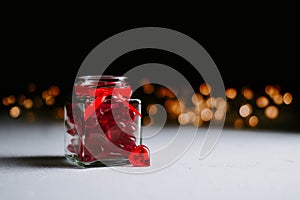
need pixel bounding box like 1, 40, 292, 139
128, 145, 150, 167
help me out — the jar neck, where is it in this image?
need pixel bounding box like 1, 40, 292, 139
75, 75, 128, 88
74, 75, 130, 98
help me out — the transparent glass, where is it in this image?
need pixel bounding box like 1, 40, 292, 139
64, 75, 142, 167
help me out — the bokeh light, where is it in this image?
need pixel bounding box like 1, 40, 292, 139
256, 96, 269, 108
199, 83, 211, 96
283, 92, 293, 105
239, 104, 253, 118
225, 88, 237, 99
0, 79, 296, 131
9, 106, 22, 119
264, 105, 279, 119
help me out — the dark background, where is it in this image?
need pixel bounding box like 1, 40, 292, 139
1, 6, 299, 131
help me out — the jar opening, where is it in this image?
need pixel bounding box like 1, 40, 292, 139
77, 75, 127, 82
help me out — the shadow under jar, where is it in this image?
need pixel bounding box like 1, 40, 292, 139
64, 75, 149, 167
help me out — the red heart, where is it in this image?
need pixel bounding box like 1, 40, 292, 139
128, 145, 150, 167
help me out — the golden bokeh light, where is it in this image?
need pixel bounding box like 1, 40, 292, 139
9, 106, 22, 118
192, 116, 203, 127
142, 83, 154, 94
2, 97, 9, 106
186, 111, 196, 122
155, 87, 167, 98
146, 104, 158, 115
164, 99, 185, 117
194, 102, 207, 115
178, 113, 190, 125
248, 115, 259, 127
265, 85, 280, 96
215, 97, 228, 111
272, 93, 283, 105
214, 109, 225, 120
23, 99, 33, 109
3, 95, 17, 106
283, 92, 293, 105
155, 87, 176, 98
242, 87, 254, 100
200, 108, 213, 122
256, 96, 269, 108
49, 85, 60, 97
205, 97, 215, 108
45, 96, 55, 106
143, 115, 152, 126
199, 83, 212, 96
191, 93, 203, 105
264, 105, 279, 119
239, 104, 252, 118
42, 90, 51, 99
225, 88, 237, 99
234, 118, 244, 129
7, 95, 16, 104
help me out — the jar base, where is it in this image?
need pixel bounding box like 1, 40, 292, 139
65, 154, 131, 168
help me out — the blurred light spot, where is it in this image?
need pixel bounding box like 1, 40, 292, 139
191, 93, 203, 105
155, 87, 167, 98
45, 96, 55, 105
234, 118, 244, 129
49, 85, 60, 97
143, 116, 152, 126
199, 83, 211, 96
2, 97, 9, 106
146, 104, 158, 115
192, 116, 203, 127
143, 83, 154, 94
187, 111, 196, 122
248, 115, 259, 127
272, 93, 283, 105
264, 105, 279, 119
42, 90, 51, 99
283, 92, 293, 105
7, 95, 16, 104
178, 113, 190, 125
27, 82, 36, 93
242, 87, 254, 100
225, 88, 237, 99
9, 106, 22, 118
194, 102, 207, 115
215, 97, 227, 111
164, 99, 185, 117
256, 96, 269, 108
206, 97, 215, 108
239, 104, 252, 118
214, 110, 225, 120
165, 87, 176, 98
200, 108, 213, 122
23, 99, 33, 109
265, 85, 280, 97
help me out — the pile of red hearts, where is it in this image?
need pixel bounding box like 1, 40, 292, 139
65, 98, 150, 167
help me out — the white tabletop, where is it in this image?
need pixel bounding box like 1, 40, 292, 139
1, 120, 300, 200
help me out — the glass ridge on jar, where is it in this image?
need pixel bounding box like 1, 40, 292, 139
64, 75, 146, 167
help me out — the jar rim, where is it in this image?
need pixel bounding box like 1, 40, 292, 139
77, 75, 127, 82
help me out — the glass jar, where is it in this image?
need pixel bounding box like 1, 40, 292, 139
64, 75, 149, 167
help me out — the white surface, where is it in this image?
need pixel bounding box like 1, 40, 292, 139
1, 121, 300, 200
